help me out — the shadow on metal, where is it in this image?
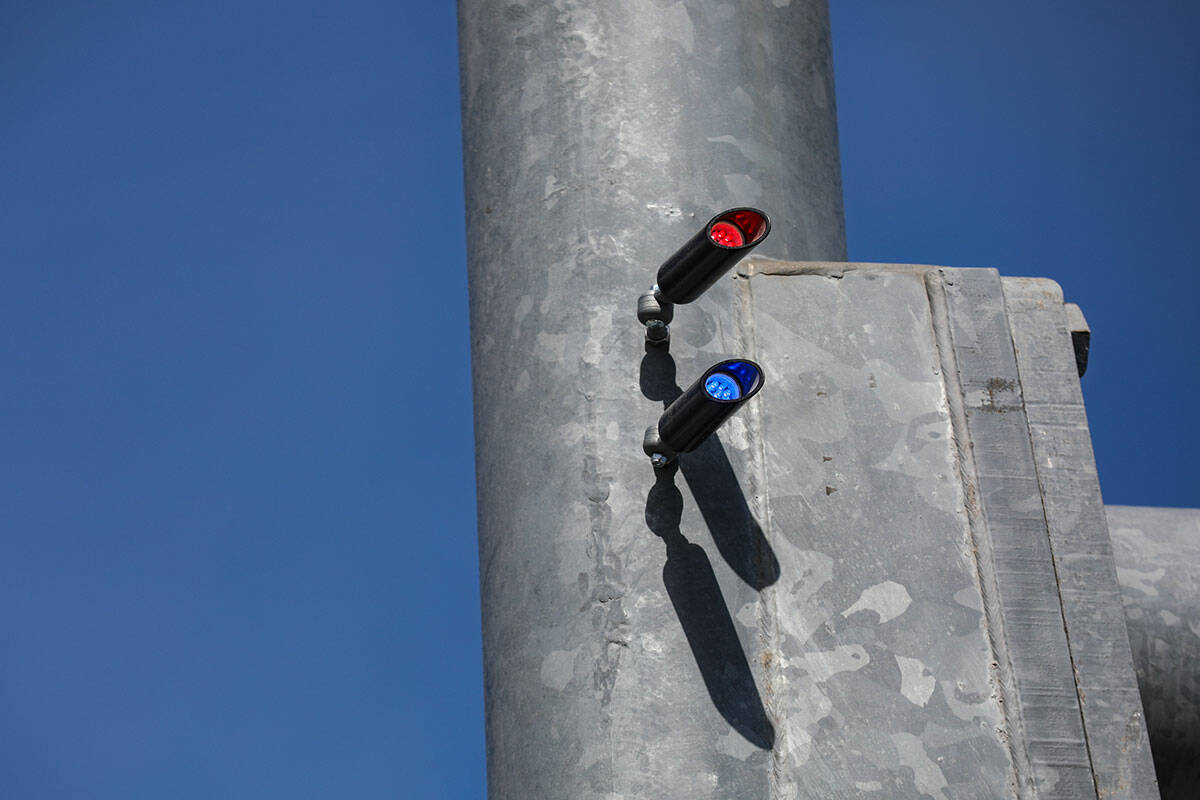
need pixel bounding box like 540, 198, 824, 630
645, 465, 775, 750
1150, 739, 1198, 800
639, 344, 780, 590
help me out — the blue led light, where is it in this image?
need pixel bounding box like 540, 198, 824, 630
705, 372, 742, 401
723, 360, 761, 393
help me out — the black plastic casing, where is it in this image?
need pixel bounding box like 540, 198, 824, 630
655, 208, 771, 304
658, 359, 764, 454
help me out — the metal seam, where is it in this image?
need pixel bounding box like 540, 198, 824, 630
1001, 283, 1104, 799
924, 268, 1030, 798
737, 272, 790, 798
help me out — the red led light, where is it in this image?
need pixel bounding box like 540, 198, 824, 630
708, 209, 768, 247
728, 210, 767, 242
709, 221, 745, 248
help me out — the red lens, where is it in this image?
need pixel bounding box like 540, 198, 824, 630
728, 210, 767, 243
709, 221, 745, 247
708, 209, 768, 247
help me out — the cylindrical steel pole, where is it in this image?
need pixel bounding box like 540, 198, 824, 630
1109, 505, 1200, 799
458, 2, 844, 796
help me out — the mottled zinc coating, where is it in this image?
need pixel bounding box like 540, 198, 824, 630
742, 261, 1016, 797
1108, 506, 1200, 800
461, 237, 1164, 793
457, 1, 844, 797
1003, 278, 1158, 799
458, 2, 1161, 797
935, 268, 1098, 798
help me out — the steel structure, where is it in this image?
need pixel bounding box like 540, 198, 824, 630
458, 2, 1193, 797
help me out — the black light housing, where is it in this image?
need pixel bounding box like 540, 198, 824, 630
643, 359, 764, 467
637, 208, 771, 345
656, 208, 771, 304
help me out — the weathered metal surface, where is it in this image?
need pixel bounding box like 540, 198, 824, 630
457, 1, 844, 796
1003, 278, 1158, 799
933, 268, 1098, 798
460, 183, 1173, 798
458, 4, 1171, 795
742, 260, 1015, 797
1108, 505, 1200, 800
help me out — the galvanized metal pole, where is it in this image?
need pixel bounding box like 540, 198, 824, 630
1109, 506, 1200, 799
457, 1, 844, 796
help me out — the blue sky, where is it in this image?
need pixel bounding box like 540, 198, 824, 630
1, 1, 1194, 797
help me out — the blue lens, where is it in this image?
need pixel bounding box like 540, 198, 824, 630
723, 360, 761, 393
704, 372, 742, 401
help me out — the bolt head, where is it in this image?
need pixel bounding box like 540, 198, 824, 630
650, 453, 670, 468
644, 320, 669, 343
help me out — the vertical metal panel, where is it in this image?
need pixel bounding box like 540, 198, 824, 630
743, 260, 1015, 797
1003, 278, 1159, 799
934, 268, 1097, 798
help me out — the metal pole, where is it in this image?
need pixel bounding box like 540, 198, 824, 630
458, 2, 844, 796
1109, 505, 1200, 799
